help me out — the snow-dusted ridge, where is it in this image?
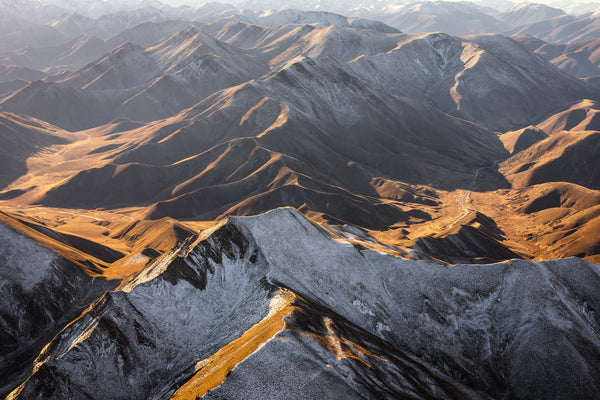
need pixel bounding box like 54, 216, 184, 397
0, 217, 117, 397
6, 207, 600, 399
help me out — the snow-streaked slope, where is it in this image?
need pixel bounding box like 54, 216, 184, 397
9, 208, 600, 399
214, 23, 405, 70
349, 32, 589, 129
60, 42, 161, 90
257, 9, 399, 33
0, 217, 116, 397
62, 25, 264, 92
9, 221, 287, 399
116, 27, 266, 121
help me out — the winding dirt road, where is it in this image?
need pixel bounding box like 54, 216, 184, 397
448, 160, 500, 229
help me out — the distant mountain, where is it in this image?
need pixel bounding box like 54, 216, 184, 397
564, 1, 600, 13
254, 9, 399, 32
0, 23, 68, 53
0, 0, 67, 25
0, 20, 202, 73
0, 65, 46, 83
51, 6, 172, 39
349, 32, 589, 130
211, 22, 405, 70
0, 9, 33, 37
34, 54, 505, 223
0, 34, 110, 72
496, 2, 565, 26
500, 99, 600, 189
505, 12, 600, 44
376, 1, 510, 36
3, 22, 591, 132
105, 19, 205, 48
0, 111, 71, 188
0, 28, 267, 130
185, 6, 400, 34
237, 0, 391, 13
514, 34, 600, 78
13, 0, 167, 18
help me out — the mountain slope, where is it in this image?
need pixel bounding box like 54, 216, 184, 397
3, 24, 592, 132
500, 100, 600, 189
377, 1, 509, 36
0, 81, 122, 131
0, 24, 68, 53
0, 27, 267, 129
51, 7, 171, 39
105, 19, 205, 49
0, 34, 111, 72
0, 214, 116, 397
6, 208, 600, 399
0, 112, 72, 188
0, 65, 46, 83
500, 125, 549, 154
514, 35, 600, 78
496, 3, 565, 27
505, 13, 600, 44
30, 56, 507, 227
349, 32, 589, 130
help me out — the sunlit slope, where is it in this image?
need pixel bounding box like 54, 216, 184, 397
6, 208, 600, 400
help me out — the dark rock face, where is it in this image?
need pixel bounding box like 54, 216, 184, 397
5, 209, 600, 400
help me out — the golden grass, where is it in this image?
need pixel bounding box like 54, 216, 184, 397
170, 289, 298, 400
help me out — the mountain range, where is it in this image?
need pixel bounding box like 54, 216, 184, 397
0, 1, 599, 399
514, 34, 600, 77
2, 207, 599, 399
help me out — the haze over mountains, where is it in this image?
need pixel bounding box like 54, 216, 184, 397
0, 0, 599, 399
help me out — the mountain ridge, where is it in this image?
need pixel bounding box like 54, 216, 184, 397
3, 207, 599, 399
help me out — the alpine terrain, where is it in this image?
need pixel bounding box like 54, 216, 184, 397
0, 1, 599, 399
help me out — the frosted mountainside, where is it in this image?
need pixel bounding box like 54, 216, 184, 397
7, 208, 600, 399
0, 219, 116, 397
